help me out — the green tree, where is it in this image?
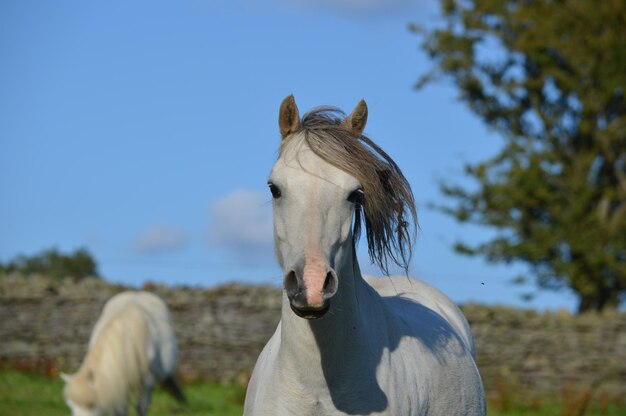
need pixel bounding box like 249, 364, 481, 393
0, 248, 100, 280
414, 0, 626, 312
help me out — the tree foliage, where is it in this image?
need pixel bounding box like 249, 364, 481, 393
415, 0, 626, 312
0, 248, 100, 280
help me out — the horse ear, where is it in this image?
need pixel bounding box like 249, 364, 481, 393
279, 95, 301, 139
60, 372, 72, 383
342, 99, 368, 136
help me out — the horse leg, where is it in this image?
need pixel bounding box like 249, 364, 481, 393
162, 375, 187, 404
136, 383, 153, 416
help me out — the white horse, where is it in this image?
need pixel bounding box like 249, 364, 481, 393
243, 96, 486, 415
61, 291, 185, 416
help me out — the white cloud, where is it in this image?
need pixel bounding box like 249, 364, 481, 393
207, 189, 275, 265
133, 223, 188, 254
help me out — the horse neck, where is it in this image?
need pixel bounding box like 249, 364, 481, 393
80, 339, 104, 377
78, 312, 144, 410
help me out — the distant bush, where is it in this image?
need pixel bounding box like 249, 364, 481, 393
0, 248, 99, 279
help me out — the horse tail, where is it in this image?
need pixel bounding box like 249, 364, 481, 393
161, 375, 187, 404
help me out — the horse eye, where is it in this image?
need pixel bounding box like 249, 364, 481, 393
347, 189, 364, 205
268, 183, 282, 199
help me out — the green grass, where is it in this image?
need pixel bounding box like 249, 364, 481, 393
488, 403, 626, 416
0, 370, 245, 416
1, 370, 625, 416
0, 370, 68, 416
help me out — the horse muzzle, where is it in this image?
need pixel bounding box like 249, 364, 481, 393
284, 267, 338, 320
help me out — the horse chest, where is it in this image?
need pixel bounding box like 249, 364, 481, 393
250, 377, 335, 416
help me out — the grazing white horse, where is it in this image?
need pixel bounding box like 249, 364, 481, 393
61, 291, 185, 416
243, 96, 486, 415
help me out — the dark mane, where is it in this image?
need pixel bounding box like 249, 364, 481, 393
280, 107, 418, 274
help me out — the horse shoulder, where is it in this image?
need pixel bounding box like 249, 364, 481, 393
362, 275, 475, 357
132, 291, 179, 379
363, 275, 486, 415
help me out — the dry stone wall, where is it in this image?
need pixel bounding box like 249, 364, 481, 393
1, 274, 624, 399
465, 304, 626, 400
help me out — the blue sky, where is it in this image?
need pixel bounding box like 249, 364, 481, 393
0, 0, 579, 310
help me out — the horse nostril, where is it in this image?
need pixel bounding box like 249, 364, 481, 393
284, 270, 299, 298
323, 273, 331, 290
322, 271, 338, 297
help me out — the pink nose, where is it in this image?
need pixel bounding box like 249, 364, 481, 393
284, 263, 338, 319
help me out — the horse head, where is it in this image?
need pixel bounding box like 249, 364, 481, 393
268, 96, 370, 319
61, 371, 101, 416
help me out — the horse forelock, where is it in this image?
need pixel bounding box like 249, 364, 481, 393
279, 107, 418, 274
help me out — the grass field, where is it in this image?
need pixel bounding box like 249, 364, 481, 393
1, 370, 624, 415
0, 370, 245, 416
